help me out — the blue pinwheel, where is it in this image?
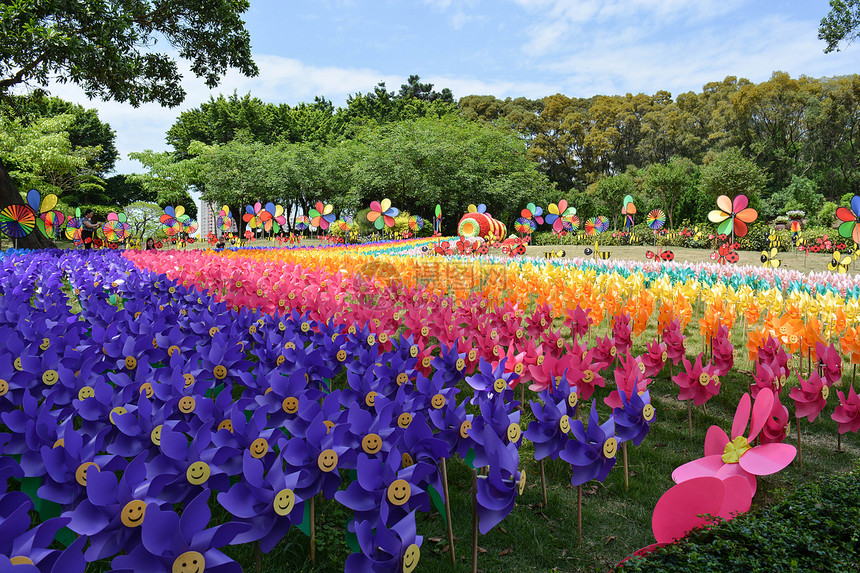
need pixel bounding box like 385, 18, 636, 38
345, 512, 423, 572
475, 427, 524, 534
612, 389, 655, 446
560, 400, 618, 486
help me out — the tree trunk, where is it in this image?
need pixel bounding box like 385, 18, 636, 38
0, 159, 55, 249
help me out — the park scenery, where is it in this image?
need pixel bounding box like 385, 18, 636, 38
2, 2, 860, 573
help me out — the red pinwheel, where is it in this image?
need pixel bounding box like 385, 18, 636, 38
546, 200, 576, 234
309, 201, 335, 231
836, 194, 860, 244
0, 204, 36, 238
708, 194, 758, 238
673, 390, 796, 496
711, 242, 739, 265
367, 199, 399, 230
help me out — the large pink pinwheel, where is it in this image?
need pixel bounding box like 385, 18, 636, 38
672, 390, 796, 496
707, 194, 758, 239
835, 194, 860, 244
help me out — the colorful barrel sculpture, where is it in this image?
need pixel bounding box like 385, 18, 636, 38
457, 212, 507, 239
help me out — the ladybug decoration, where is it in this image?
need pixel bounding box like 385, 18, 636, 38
646, 248, 675, 262
711, 242, 740, 265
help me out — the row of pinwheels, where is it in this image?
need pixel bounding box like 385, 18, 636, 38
0, 189, 65, 240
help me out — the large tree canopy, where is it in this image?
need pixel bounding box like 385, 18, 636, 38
0, 0, 257, 247
820, 0, 860, 52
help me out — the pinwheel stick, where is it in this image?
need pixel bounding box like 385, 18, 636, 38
255, 541, 262, 573
309, 496, 316, 564
622, 442, 629, 491
539, 459, 548, 507
687, 399, 693, 439
796, 417, 803, 468
577, 485, 583, 549
472, 469, 479, 573
440, 458, 455, 564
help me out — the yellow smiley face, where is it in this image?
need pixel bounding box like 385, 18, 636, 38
217, 420, 234, 433
249, 438, 269, 459
583, 370, 595, 383
410, 345, 419, 358
366, 334, 376, 346
518, 469, 527, 495
13, 357, 22, 371
568, 392, 579, 408
121, 500, 147, 528
420, 326, 429, 337
397, 413, 413, 429
378, 332, 389, 344
362, 433, 382, 454
603, 437, 618, 459
421, 356, 432, 369
273, 488, 295, 516
109, 406, 127, 425
0, 379, 8, 397
209, 327, 220, 337
125, 356, 137, 370
186, 461, 211, 485
455, 358, 466, 371
387, 479, 411, 506
494, 378, 507, 393
506, 423, 521, 443
168, 345, 180, 357
698, 373, 710, 386
638, 362, 646, 374
75, 462, 99, 486
138, 383, 153, 399
301, 322, 311, 333
282, 397, 299, 414
401, 452, 414, 468
336, 350, 347, 362
183, 373, 195, 388
661, 351, 668, 362
402, 543, 421, 573
822, 385, 830, 400
178, 396, 196, 414
42, 369, 59, 386
276, 355, 286, 366
212, 365, 227, 380
396, 373, 409, 386
39, 338, 50, 351
323, 420, 335, 433
431, 393, 446, 409
559, 415, 571, 433
172, 551, 205, 573
78, 386, 95, 400
317, 449, 338, 472
642, 404, 655, 422
151, 425, 162, 445
365, 391, 377, 407
514, 362, 524, 375
248, 325, 257, 335
459, 420, 471, 439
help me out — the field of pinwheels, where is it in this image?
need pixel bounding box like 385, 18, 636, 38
1, 240, 859, 573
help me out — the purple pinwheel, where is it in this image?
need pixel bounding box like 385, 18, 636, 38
217, 451, 306, 553
475, 428, 524, 534
469, 393, 522, 469
612, 389, 655, 446
255, 369, 325, 428
524, 385, 577, 461
560, 401, 618, 486
430, 338, 469, 386
39, 423, 122, 505
465, 357, 518, 405
427, 393, 474, 459
282, 415, 351, 500
111, 490, 249, 573
146, 426, 231, 504
342, 401, 397, 460
345, 512, 423, 573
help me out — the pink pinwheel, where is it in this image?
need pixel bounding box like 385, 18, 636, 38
835, 194, 860, 244
758, 390, 789, 444
367, 199, 399, 230
707, 194, 758, 238
672, 354, 720, 406
545, 200, 576, 234
710, 325, 734, 377
564, 304, 593, 342
662, 319, 686, 365
815, 341, 842, 385
641, 339, 667, 378
673, 390, 797, 496
309, 201, 335, 231
832, 385, 860, 434
789, 372, 830, 423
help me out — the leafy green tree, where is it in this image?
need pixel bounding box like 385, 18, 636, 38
0, 0, 256, 247
397, 75, 454, 103
698, 148, 768, 210
820, 0, 860, 52
643, 157, 699, 228
127, 151, 198, 218
761, 175, 825, 219
124, 201, 167, 244
587, 172, 636, 229
104, 174, 154, 206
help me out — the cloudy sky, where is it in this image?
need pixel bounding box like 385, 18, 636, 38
41, 0, 859, 174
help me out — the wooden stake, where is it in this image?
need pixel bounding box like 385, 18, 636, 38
796, 417, 802, 468
440, 458, 455, 564
622, 442, 629, 491
577, 485, 583, 549
687, 400, 693, 438
837, 431, 842, 453
539, 458, 548, 507
309, 496, 316, 565
472, 469, 479, 573
255, 541, 262, 573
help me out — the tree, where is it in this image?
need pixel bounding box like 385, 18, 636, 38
0, 0, 257, 247
397, 75, 454, 103
643, 158, 699, 229
124, 201, 166, 244
127, 151, 198, 218
820, 0, 860, 52
698, 148, 768, 210
104, 175, 154, 206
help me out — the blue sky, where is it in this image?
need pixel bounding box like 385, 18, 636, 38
44, 0, 860, 174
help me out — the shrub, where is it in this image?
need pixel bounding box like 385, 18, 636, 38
819, 202, 837, 228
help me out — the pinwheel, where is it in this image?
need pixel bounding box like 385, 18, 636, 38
216, 206, 233, 232
468, 203, 488, 214
65, 208, 83, 241
524, 387, 575, 461
262, 203, 286, 233
828, 251, 852, 274
584, 217, 604, 237
102, 212, 130, 243
565, 214, 581, 231
646, 209, 666, 231
707, 194, 758, 239
160, 206, 186, 236
309, 201, 335, 231
835, 194, 860, 244
367, 199, 399, 230
545, 200, 576, 234
832, 385, 860, 434
408, 215, 424, 232
761, 248, 781, 268
40, 210, 65, 238
26, 189, 63, 238
243, 202, 269, 231
345, 512, 423, 573
622, 194, 636, 229
434, 204, 442, 234
560, 401, 618, 487
474, 429, 524, 536
673, 390, 796, 496
0, 204, 36, 238
520, 203, 544, 226
294, 215, 310, 231
182, 218, 198, 235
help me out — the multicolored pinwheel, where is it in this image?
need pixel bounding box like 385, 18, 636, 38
514, 217, 536, 235
183, 218, 198, 235
336, 218, 352, 233
263, 203, 286, 233
309, 202, 335, 231
707, 194, 758, 239
408, 215, 425, 232
468, 203, 488, 214
836, 195, 860, 244
243, 202, 271, 231
521, 203, 544, 227
0, 204, 36, 238
367, 199, 399, 230
65, 208, 82, 241
217, 206, 233, 232
295, 215, 310, 231
584, 217, 606, 237
546, 200, 576, 234
26, 189, 64, 238
646, 209, 666, 231
102, 212, 130, 242
161, 206, 188, 236
565, 214, 581, 231
622, 195, 636, 229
